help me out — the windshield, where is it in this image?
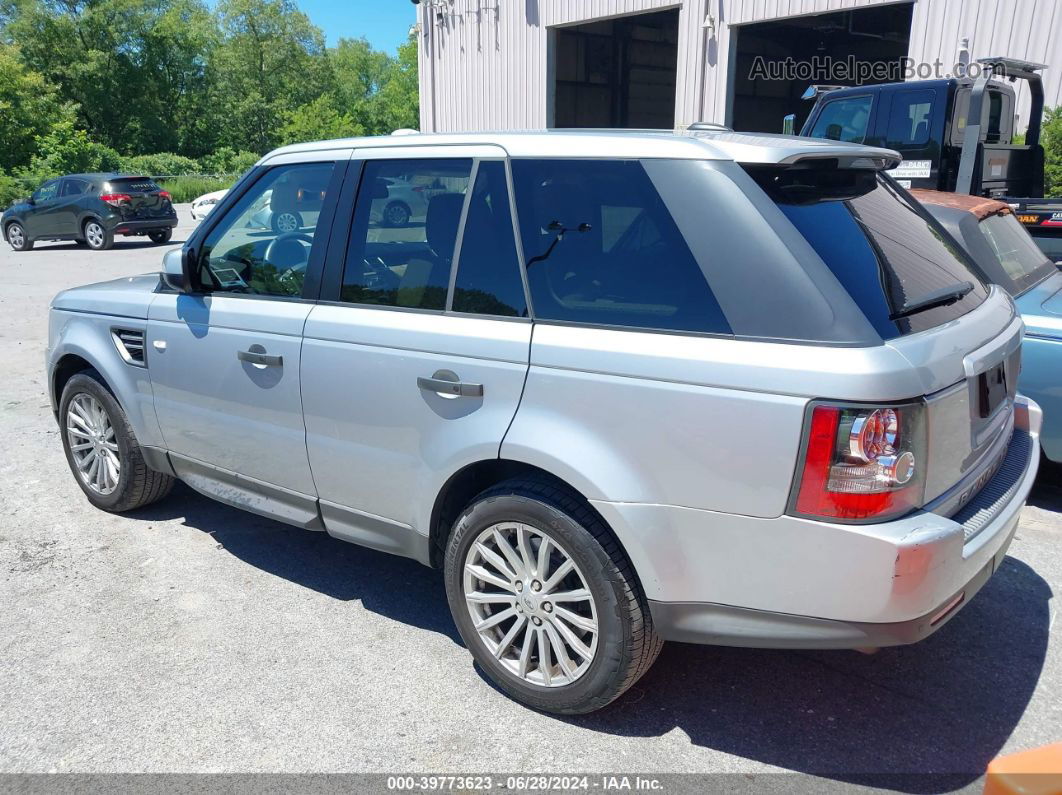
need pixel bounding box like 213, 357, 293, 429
978, 212, 1056, 295
746, 167, 988, 339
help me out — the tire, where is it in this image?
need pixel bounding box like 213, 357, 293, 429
148, 228, 173, 245
6, 222, 32, 251
83, 219, 113, 251
382, 202, 411, 228
444, 476, 662, 714
271, 210, 302, 235
59, 371, 174, 512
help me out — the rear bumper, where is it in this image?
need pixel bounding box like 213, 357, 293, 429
112, 217, 177, 235
593, 396, 1042, 649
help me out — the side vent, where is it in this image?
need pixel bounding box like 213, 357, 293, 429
111, 328, 146, 366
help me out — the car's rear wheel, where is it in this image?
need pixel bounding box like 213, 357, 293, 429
83, 220, 113, 251
383, 201, 411, 228
6, 222, 32, 251
444, 477, 662, 714
59, 371, 174, 512
148, 228, 173, 245
271, 211, 302, 235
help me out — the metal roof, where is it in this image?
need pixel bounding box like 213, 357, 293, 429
265, 129, 902, 169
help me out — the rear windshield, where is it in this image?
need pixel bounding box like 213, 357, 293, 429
106, 177, 161, 193
1028, 228, 1062, 262
746, 167, 988, 338
978, 213, 1056, 295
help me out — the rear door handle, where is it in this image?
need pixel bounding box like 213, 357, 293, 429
238, 350, 283, 367
418, 372, 483, 398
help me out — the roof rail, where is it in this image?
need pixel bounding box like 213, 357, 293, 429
687, 121, 732, 132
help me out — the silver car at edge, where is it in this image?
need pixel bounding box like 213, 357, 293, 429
46, 130, 1042, 714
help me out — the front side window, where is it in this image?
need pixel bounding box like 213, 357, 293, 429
451, 161, 527, 317
747, 166, 988, 338
979, 212, 1055, 294
34, 180, 59, 202
809, 96, 872, 143
195, 162, 336, 297
510, 159, 730, 334
341, 158, 472, 310
887, 90, 934, 146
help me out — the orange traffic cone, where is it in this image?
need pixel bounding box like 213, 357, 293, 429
985, 743, 1062, 795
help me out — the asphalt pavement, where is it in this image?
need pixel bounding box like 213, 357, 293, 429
0, 205, 1059, 792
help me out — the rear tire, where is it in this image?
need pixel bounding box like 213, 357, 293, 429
148, 228, 173, 245
444, 476, 662, 714
6, 222, 32, 251
83, 220, 113, 251
59, 371, 174, 512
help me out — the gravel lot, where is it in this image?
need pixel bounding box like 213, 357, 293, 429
1, 205, 1060, 791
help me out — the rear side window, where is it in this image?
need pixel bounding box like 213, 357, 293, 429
510, 159, 730, 334
979, 212, 1055, 294
341, 158, 472, 310
61, 179, 90, 197
106, 178, 161, 193
808, 96, 872, 143
886, 90, 934, 147
747, 167, 988, 338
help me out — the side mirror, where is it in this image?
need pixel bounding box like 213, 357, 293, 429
162, 247, 191, 292
26, 196, 35, 206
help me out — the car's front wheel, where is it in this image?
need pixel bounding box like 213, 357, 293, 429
59, 371, 174, 512
6, 222, 32, 251
148, 228, 173, 245
83, 220, 113, 251
444, 477, 662, 714
271, 211, 302, 235
382, 201, 411, 228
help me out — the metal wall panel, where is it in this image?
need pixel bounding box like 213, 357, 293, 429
419, 0, 1062, 136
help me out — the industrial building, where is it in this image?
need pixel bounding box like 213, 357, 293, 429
415, 0, 1062, 135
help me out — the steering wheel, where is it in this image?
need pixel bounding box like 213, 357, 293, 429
265, 232, 315, 286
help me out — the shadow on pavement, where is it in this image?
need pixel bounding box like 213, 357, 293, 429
131, 478, 1052, 793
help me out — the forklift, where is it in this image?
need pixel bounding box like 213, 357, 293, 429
796, 57, 1062, 259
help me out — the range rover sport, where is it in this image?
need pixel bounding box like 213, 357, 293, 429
46, 130, 1042, 714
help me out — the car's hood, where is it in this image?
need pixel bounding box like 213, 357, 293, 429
51, 273, 161, 320
1015, 268, 1062, 340
193, 189, 228, 204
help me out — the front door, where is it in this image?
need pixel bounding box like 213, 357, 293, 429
147, 157, 347, 527
301, 152, 533, 557
24, 179, 61, 238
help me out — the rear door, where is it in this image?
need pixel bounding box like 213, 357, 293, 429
147, 153, 348, 526
56, 177, 90, 237
301, 147, 532, 557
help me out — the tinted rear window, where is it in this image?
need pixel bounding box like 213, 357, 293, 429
747, 168, 988, 338
106, 178, 161, 193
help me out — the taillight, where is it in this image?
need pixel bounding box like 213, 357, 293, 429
100, 193, 131, 207
791, 401, 927, 522
158, 190, 172, 201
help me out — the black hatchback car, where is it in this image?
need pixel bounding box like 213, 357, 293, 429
2, 173, 178, 252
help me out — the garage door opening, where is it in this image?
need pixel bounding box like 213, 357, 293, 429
730, 3, 913, 133
552, 9, 679, 129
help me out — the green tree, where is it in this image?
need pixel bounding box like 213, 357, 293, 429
213, 0, 330, 152
0, 43, 75, 172
20, 118, 122, 182
279, 94, 363, 146
1042, 106, 1062, 196
330, 34, 419, 135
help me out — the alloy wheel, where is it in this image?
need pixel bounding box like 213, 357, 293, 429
385, 204, 409, 226
8, 224, 25, 249
463, 522, 599, 687
276, 212, 299, 233
66, 393, 121, 495
85, 222, 105, 249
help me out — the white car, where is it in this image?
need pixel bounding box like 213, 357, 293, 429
190, 189, 228, 221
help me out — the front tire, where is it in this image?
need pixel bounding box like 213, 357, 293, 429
382, 201, 411, 228
148, 228, 173, 245
6, 222, 32, 251
444, 477, 662, 714
59, 371, 174, 512
83, 219, 113, 251
271, 210, 302, 235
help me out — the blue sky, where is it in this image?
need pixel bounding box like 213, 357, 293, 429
297, 0, 417, 52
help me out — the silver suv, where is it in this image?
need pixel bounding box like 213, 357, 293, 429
47, 131, 1043, 714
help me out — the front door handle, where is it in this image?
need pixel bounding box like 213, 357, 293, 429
238, 349, 283, 367
418, 371, 483, 398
